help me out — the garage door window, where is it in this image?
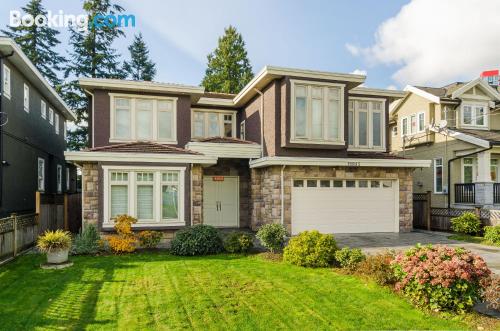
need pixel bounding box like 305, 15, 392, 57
294, 179, 394, 189
293, 180, 304, 187
333, 180, 343, 187
371, 180, 380, 188
320, 180, 330, 187
382, 181, 392, 188
346, 180, 356, 188
307, 180, 317, 187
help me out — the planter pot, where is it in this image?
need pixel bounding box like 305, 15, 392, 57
46, 249, 69, 264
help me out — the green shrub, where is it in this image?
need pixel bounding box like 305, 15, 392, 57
356, 252, 397, 286
335, 247, 365, 271
392, 244, 491, 313
483, 225, 500, 245
37, 230, 72, 253
72, 224, 100, 255
170, 225, 223, 256
256, 224, 287, 253
450, 212, 481, 235
224, 232, 254, 253
138, 231, 163, 249
283, 230, 338, 268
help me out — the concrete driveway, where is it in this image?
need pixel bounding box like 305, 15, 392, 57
334, 230, 500, 274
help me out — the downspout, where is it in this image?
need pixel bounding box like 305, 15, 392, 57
447, 145, 492, 209
280, 165, 286, 225
254, 88, 264, 158
190, 163, 194, 226
83, 89, 95, 148
0, 51, 14, 208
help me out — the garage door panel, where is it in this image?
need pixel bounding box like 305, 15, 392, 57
291, 180, 397, 235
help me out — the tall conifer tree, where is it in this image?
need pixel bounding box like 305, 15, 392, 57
123, 33, 156, 81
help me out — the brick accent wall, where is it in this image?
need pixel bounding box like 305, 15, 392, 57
82, 162, 99, 228
250, 166, 414, 233
192, 164, 203, 225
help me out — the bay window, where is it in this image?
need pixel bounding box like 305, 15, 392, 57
191, 109, 236, 139
349, 98, 385, 150
104, 167, 185, 226
462, 103, 487, 127
111, 95, 177, 143
291, 80, 344, 144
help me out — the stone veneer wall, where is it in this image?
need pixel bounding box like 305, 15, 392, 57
82, 162, 99, 227
192, 164, 203, 225
250, 166, 414, 233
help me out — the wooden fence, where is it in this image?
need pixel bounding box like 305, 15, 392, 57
0, 192, 82, 265
413, 192, 431, 230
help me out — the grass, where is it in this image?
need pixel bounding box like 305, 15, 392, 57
0, 252, 492, 331
449, 233, 500, 247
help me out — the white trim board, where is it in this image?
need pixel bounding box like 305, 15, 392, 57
429, 126, 490, 148
249, 156, 431, 168
65, 151, 218, 164
403, 85, 441, 104
451, 78, 500, 101
185, 142, 261, 159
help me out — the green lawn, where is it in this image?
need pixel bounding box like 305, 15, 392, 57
0, 252, 476, 330
449, 234, 500, 247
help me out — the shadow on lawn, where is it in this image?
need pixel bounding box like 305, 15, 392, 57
0, 251, 248, 330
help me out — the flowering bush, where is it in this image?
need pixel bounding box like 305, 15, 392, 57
450, 212, 481, 235
392, 244, 491, 313
138, 231, 163, 249
106, 215, 137, 254
483, 225, 500, 245
482, 274, 499, 310
283, 230, 337, 268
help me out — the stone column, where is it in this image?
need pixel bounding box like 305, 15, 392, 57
191, 165, 203, 225
475, 150, 493, 206
82, 162, 99, 228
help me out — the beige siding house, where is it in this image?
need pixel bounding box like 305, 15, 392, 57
390, 78, 500, 212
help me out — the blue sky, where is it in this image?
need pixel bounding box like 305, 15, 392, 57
1, 0, 499, 89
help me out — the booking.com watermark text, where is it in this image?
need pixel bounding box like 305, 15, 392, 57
9, 10, 135, 32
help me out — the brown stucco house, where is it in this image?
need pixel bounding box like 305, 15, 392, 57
389, 78, 500, 217
65, 66, 429, 241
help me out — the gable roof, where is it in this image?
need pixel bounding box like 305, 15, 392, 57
86, 142, 200, 154
0, 37, 76, 121
450, 78, 500, 100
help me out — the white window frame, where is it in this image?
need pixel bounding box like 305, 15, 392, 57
37, 158, 45, 191
191, 108, 237, 139
290, 79, 345, 145
417, 112, 425, 132
49, 108, 54, 125
441, 105, 456, 127
56, 164, 62, 193
461, 157, 476, 183
102, 166, 186, 227
401, 112, 425, 136
63, 121, 67, 140
391, 126, 398, 137
461, 102, 488, 128
348, 98, 386, 151
55, 113, 59, 134
3, 64, 11, 99
109, 94, 178, 144
401, 117, 408, 136
41, 100, 46, 119
240, 120, 246, 140
23, 83, 29, 112
433, 158, 443, 194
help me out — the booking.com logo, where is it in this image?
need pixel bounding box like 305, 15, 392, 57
9, 10, 135, 32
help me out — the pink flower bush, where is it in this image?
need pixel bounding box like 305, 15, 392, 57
392, 244, 491, 313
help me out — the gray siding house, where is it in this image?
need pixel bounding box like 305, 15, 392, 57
0, 37, 77, 216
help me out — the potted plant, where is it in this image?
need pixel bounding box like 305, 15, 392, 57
37, 230, 72, 264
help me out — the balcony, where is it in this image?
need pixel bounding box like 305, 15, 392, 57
454, 183, 475, 204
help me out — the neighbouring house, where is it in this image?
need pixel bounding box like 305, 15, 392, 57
0, 37, 77, 217
390, 78, 500, 219
65, 66, 429, 241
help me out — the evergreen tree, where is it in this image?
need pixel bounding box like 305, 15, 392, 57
201, 26, 253, 94
123, 33, 156, 81
1, 0, 65, 86
63, 0, 126, 150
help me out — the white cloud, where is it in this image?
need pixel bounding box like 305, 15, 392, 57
347, 0, 500, 86
386, 85, 397, 90
351, 69, 367, 76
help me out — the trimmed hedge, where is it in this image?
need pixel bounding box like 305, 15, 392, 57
283, 230, 338, 268
170, 225, 223, 256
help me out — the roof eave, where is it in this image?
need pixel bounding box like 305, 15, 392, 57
0, 37, 76, 121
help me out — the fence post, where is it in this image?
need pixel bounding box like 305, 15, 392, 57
426, 191, 432, 231
35, 191, 41, 215
64, 193, 68, 231
474, 206, 481, 219
11, 213, 17, 257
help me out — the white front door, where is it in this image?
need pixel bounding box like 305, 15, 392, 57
203, 176, 239, 227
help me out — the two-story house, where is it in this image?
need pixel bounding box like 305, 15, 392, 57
0, 37, 77, 216
65, 66, 429, 240
390, 78, 500, 211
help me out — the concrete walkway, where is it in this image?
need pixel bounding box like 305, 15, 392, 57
334, 230, 500, 274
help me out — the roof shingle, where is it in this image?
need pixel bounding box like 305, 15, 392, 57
86, 142, 200, 154
198, 137, 257, 144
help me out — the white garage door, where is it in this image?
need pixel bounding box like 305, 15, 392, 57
291, 179, 398, 235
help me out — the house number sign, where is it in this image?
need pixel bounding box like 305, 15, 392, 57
212, 176, 225, 181
347, 162, 361, 167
